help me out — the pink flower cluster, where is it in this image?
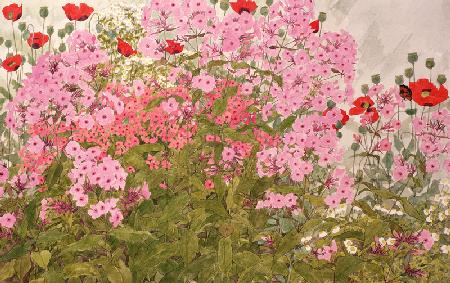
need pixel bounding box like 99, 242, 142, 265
324, 168, 355, 208
315, 240, 337, 261
87, 198, 123, 227
256, 191, 298, 211
0, 213, 16, 229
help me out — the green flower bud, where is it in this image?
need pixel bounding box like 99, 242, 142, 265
58, 43, 66, 52
318, 12, 327, 22
219, 1, 229, 11
408, 52, 418, 64
395, 75, 404, 85
371, 74, 381, 84
405, 108, 417, 116
361, 84, 369, 94
58, 29, 66, 39
437, 74, 447, 85
404, 68, 414, 79
278, 29, 285, 37
22, 30, 30, 40
5, 39, 12, 48
0, 37, 4, 45
64, 23, 74, 34
327, 100, 336, 109
335, 120, 343, 129
210, 0, 219, 4
18, 22, 26, 31
260, 6, 269, 16
266, 0, 274, 6
39, 7, 49, 18
47, 26, 54, 36
336, 131, 343, 139
358, 126, 367, 134
351, 143, 360, 151
425, 58, 435, 69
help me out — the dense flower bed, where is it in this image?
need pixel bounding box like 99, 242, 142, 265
0, 0, 449, 282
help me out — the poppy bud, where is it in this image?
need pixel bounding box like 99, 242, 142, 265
327, 100, 336, 109
404, 68, 414, 79
64, 23, 74, 34
22, 30, 30, 40
47, 26, 54, 36
278, 29, 285, 37
361, 84, 369, 94
425, 58, 435, 69
395, 75, 404, 85
5, 40, 12, 49
371, 74, 381, 84
437, 74, 447, 85
96, 23, 103, 33
266, 0, 274, 5
18, 22, 26, 31
59, 43, 66, 52
335, 120, 343, 129
318, 12, 327, 22
260, 6, 269, 16
336, 132, 343, 138
358, 126, 367, 134
220, 1, 229, 11
405, 108, 417, 116
0, 37, 3, 45
408, 52, 418, 64
210, 0, 219, 4
39, 7, 49, 18
58, 29, 66, 39
351, 143, 360, 151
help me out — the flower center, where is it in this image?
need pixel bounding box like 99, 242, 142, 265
421, 89, 431, 98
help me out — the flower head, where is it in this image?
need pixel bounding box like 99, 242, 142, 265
62, 3, 94, 21
2, 54, 22, 72
409, 79, 448, 106
2, 3, 21, 21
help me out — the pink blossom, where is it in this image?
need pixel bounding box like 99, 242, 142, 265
417, 229, 435, 251
222, 147, 236, 162
378, 138, 391, 152
141, 182, 151, 199
161, 98, 179, 114
0, 164, 8, 183
0, 213, 16, 229
95, 107, 115, 126
27, 136, 45, 154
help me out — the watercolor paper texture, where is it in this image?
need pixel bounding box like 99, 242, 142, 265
0, 1, 449, 282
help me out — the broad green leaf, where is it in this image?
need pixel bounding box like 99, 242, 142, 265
218, 237, 232, 274
0, 86, 12, 100
231, 61, 250, 69
104, 260, 132, 283
109, 227, 154, 243
45, 155, 66, 188
29, 278, 45, 283
0, 261, 15, 281
393, 135, 403, 151
0, 243, 30, 262
399, 197, 424, 221
382, 151, 394, 170
293, 262, 321, 283
180, 231, 199, 265
335, 256, 362, 282
275, 230, 298, 257
62, 235, 108, 254
212, 97, 228, 115
64, 262, 99, 278
31, 250, 51, 269
276, 115, 296, 132
237, 267, 256, 283
14, 255, 31, 281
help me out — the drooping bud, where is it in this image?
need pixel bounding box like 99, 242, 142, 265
408, 52, 418, 64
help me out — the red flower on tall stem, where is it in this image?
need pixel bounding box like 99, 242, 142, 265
117, 38, 137, 57
27, 32, 49, 49
230, 0, 257, 15
349, 96, 379, 123
164, 40, 183, 55
309, 20, 320, 33
2, 54, 22, 72
62, 3, 94, 21
2, 3, 22, 22
409, 78, 448, 107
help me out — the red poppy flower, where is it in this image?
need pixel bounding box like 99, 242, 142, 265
117, 38, 137, 57
27, 32, 49, 49
323, 108, 349, 130
164, 40, 184, 55
349, 96, 379, 123
2, 54, 22, 72
62, 3, 94, 21
2, 3, 22, 21
230, 0, 257, 15
409, 78, 448, 107
399, 84, 412, 101
309, 20, 320, 33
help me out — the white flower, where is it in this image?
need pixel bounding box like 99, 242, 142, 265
426, 216, 433, 223
332, 226, 341, 234
432, 233, 439, 241
304, 245, 312, 252
386, 237, 396, 246
318, 231, 328, 238
344, 239, 353, 247
301, 236, 312, 243
438, 212, 445, 221
445, 209, 450, 216
444, 227, 449, 235
378, 237, 387, 247
440, 245, 449, 254
347, 245, 358, 254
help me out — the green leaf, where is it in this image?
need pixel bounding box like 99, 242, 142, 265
335, 256, 362, 282
31, 250, 51, 269
353, 200, 377, 218
393, 135, 403, 151
231, 61, 250, 69
212, 97, 228, 115
45, 155, 66, 188
109, 227, 154, 243
0, 86, 12, 100
293, 262, 321, 283
275, 230, 298, 257
207, 60, 228, 71
144, 97, 164, 110
383, 151, 394, 170
218, 237, 232, 274
0, 261, 15, 281
62, 235, 108, 254
181, 231, 199, 265
364, 219, 387, 246
0, 243, 30, 262
64, 262, 99, 278
237, 267, 256, 283
104, 261, 132, 283
272, 74, 283, 87
14, 255, 31, 281
276, 115, 296, 132
399, 197, 424, 221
